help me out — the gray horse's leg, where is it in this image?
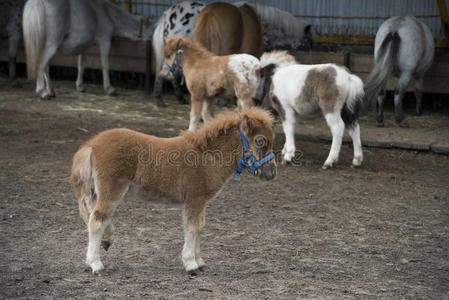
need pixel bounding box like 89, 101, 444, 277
98, 40, 116, 96
36, 45, 58, 99
153, 74, 167, 107
394, 72, 412, 126
415, 76, 425, 115
76, 55, 86, 92
172, 70, 187, 104
44, 65, 55, 97
8, 32, 20, 81
376, 89, 386, 127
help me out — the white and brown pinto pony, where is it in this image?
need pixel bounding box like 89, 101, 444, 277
256, 51, 365, 169
161, 35, 260, 131
70, 108, 276, 274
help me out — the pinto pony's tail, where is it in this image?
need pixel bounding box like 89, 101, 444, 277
341, 71, 365, 128
70, 146, 96, 225
363, 31, 401, 111
152, 15, 166, 75
22, 0, 46, 80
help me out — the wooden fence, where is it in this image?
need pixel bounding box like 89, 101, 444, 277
1, 40, 449, 94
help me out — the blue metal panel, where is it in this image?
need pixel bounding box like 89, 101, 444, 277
120, 0, 449, 39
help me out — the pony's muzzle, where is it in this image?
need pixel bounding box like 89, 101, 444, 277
259, 161, 277, 181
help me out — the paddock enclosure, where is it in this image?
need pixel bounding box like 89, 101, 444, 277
1, 0, 449, 299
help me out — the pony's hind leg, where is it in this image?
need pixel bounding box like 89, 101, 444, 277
76, 55, 86, 92
347, 122, 363, 167
415, 76, 425, 116
201, 99, 214, 124
394, 72, 412, 127
98, 40, 116, 96
182, 199, 206, 273
376, 89, 386, 127
86, 178, 129, 274
194, 207, 206, 270
35, 45, 58, 99
323, 111, 345, 169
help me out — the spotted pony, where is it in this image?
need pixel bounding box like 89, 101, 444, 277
152, 1, 205, 107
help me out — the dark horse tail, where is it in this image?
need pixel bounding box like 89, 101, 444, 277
363, 31, 401, 111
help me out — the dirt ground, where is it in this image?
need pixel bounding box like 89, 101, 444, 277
1, 80, 449, 299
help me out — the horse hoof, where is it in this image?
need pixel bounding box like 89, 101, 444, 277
376, 121, 385, 127
101, 240, 111, 251
187, 269, 199, 277
322, 163, 333, 169
106, 87, 117, 96
156, 99, 167, 108
77, 85, 86, 93
90, 261, 104, 274
397, 120, 409, 128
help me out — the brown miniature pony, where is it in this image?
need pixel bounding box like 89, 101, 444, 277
161, 36, 261, 131
194, 2, 263, 57
70, 108, 277, 274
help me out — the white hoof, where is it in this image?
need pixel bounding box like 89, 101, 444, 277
183, 258, 199, 272
352, 156, 363, 167
196, 257, 206, 269
90, 260, 104, 274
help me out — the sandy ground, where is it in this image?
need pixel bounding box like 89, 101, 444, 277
1, 80, 449, 299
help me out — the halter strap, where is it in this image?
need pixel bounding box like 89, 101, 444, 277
165, 44, 185, 86
234, 129, 275, 181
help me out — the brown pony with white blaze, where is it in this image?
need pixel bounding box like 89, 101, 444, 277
70, 108, 276, 274
161, 35, 261, 131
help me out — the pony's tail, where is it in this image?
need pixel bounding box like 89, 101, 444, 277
22, 0, 46, 80
70, 146, 96, 225
341, 72, 365, 127
363, 31, 401, 111
194, 11, 221, 54
152, 16, 165, 75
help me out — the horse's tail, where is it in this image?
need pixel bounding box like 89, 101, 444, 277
22, 0, 46, 80
70, 146, 96, 225
152, 15, 165, 75
341, 70, 365, 127
194, 11, 222, 54
363, 31, 401, 111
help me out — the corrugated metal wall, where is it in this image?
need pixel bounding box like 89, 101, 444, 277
118, 0, 449, 39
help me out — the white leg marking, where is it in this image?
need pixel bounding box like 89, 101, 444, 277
282, 107, 296, 163
86, 215, 108, 273
182, 227, 199, 272
323, 112, 345, 169
347, 122, 363, 167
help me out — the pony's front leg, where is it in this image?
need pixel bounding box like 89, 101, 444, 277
189, 96, 203, 131
194, 207, 206, 269
98, 40, 116, 96
201, 99, 214, 125
281, 107, 296, 163
76, 55, 86, 92
153, 74, 167, 107
323, 111, 345, 169
8, 32, 20, 80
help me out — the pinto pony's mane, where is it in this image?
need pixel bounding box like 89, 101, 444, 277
183, 108, 273, 150
260, 50, 297, 69
165, 35, 213, 58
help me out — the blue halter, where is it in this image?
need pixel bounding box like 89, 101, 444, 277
235, 129, 275, 181
165, 47, 185, 86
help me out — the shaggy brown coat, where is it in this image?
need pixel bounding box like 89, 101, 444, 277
70, 108, 276, 274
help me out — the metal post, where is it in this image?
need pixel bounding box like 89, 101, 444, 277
145, 40, 152, 95
437, 0, 449, 48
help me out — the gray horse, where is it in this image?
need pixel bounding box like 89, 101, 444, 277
23, 0, 153, 99
0, 0, 25, 80
364, 16, 435, 127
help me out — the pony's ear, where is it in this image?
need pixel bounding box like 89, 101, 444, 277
241, 114, 259, 135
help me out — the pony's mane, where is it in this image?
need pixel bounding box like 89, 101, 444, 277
260, 50, 297, 69
183, 108, 273, 150
235, 2, 307, 40
165, 35, 212, 58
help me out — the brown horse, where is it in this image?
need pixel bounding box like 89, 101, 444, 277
70, 108, 277, 274
161, 36, 261, 131
194, 2, 263, 58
